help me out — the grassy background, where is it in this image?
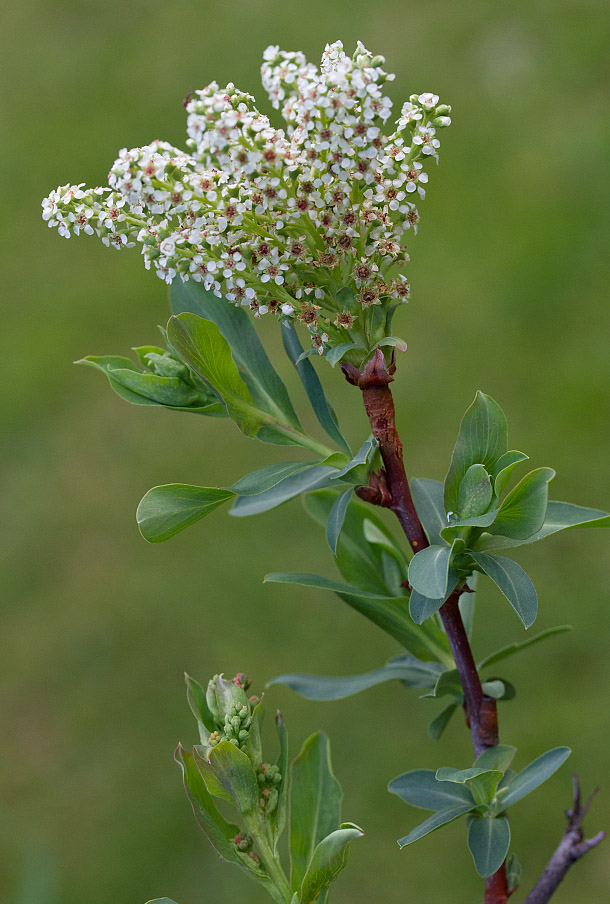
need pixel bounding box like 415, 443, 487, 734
2, 1, 609, 901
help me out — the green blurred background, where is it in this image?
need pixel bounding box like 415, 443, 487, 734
2, 0, 609, 901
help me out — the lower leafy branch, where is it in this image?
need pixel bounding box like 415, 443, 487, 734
153, 672, 363, 904
339, 350, 604, 904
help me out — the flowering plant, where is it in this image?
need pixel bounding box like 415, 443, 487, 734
43, 39, 607, 904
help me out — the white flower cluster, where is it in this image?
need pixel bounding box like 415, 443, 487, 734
42, 41, 450, 353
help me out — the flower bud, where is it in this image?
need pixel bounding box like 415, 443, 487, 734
207, 674, 249, 727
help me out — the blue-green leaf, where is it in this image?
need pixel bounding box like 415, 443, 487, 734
501, 747, 571, 809
410, 478, 446, 546
478, 625, 572, 670
145, 899, 180, 904
475, 745, 517, 773
458, 464, 493, 519
299, 824, 364, 904
230, 461, 313, 496
491, 451, 529, 496
467, 816, 511, 877
282, 323, 352, 455
137, 485, 234, 542
326, 488, 354, 555
331, 437, 377, 481
389, 769, 475, 811
302, 491, 452, 664
263, 572, 401, 600
436, 766, 503, 785
471, 551, 538, 628
290, 733, 342, 893
170, 280, 301, 429
397, 805, 474, 848
476, 500, 610, 550
487, 468, 555, 540
409, 581, 458, 624
444, 392, 508, 514
268, 655, 442, 701
230, 466, 340, 517
408, 544, 455, 600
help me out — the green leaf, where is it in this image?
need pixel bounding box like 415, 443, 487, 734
444, 392, 508, 514
428, 703, 459, 741
175, 744, 242, 864
304, 490, 404, 594
409, 581, 458, 625
326, 342, 366, 367
375, 335, 408, 353
471, 551, 538, 628
436, 767, 503, 786
77, 355, 225, 414
408, 544, 455, 600
506, 852, 522, 892
145, 899, 180, 904
302, 491, 451, 664
397, 805, 474, 848
272, 711, 288, 852
459, 579, 477, 639
458, 464, 493, 519
491, 451, 529, 496
268, 656, 442, 701
185, 672, 215, 741
487, 468, 555, 540
230, 461, 313, 496
501, 747, 571, 809
410, 478, 446, 546
299, 824, 364, 904
475, 745, 517, 773
206, 740, 260, 817
426, 668, 462, 700
137, 484, 235, 542
263, 572, 401, 600
326, 488, 353, 555
282, 322, 352, 456
289, 732, 342, 893
336, 591, 451, 664
467, 816, 511, 877
478, 625, 572, 670
231, 466, 340, 517
476, 500, 610, 550
388, 769, 475, 811
167, 314, 266, 436
170, 280, 301, 429
331, 437, 377, 481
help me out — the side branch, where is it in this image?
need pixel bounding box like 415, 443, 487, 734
523, 776, 605, 904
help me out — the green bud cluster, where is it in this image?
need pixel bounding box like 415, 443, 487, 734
204, 674, 254, 751
257, 762, 282, 813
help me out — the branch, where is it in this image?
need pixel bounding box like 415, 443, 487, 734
523, 776, 605, 904
344, 351, 508, 902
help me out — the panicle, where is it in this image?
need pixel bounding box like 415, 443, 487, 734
42, 41, 451, 353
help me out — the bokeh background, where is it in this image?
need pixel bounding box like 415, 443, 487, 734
2, 1, 609, 902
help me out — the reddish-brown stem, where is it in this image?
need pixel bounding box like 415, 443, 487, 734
345, 350, 508, 903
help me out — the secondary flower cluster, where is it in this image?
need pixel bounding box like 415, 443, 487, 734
42, 40, 450, 353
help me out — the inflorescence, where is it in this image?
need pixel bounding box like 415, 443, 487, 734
42, 41, 450, 353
